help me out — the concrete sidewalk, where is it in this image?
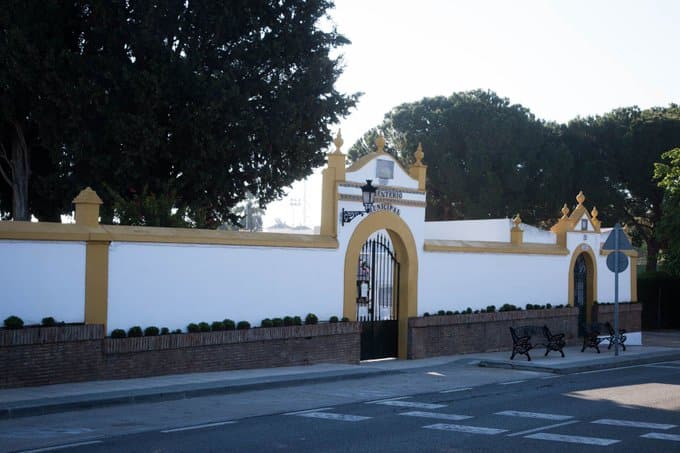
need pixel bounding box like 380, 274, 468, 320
2, 330, 680, 420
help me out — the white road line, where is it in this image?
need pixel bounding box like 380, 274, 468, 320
365, 396, 411, 404
525, 432, 619, 446
20, 440, 103, 452
507, 420, 580, 437
400, 411, 472, 421
499, 380, 527, 385
644, 364, 680, 370
440, 387, 472, 393
496, 410, 574, 421
424, 423, 507, 435
284, 407, 335, 415
372, 400, 446, 409
161, 421, 235, 433
592, 419, 676, 430
295, 412, 371, 422
641, 432, 680, 442
541, 375, 560, 379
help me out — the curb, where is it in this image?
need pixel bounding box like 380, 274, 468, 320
478, 350, 680, 374
0, 369, 398, 420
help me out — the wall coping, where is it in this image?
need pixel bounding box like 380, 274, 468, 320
103, 323, 360, 354
0, 325, 104, 346
423, 239, 569, 256
409, 307, 578, 328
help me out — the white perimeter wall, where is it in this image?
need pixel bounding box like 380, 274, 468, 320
424, 219, 511, 242
419, 251, 568, 313
0, 240, 86, 325
107, 242, 343, 333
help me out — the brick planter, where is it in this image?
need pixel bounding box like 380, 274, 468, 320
0, 323, 360, 388
591, 302, 642, 332
407, 308, 578, 359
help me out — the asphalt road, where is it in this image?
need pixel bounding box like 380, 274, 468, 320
3, 360, 680, 452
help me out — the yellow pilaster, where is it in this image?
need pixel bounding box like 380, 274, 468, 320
320, 131, 346, 237
630, 256, 638, 301
408, 143, 427, 191
73, 187, 110, 330
510, 214, 523, 245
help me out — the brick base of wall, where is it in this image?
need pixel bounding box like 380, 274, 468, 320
0, 323, 360, 388
407, 308, 579, 359
591, 303, 642, 331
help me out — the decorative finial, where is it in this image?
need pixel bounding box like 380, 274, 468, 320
512, 213, 522, 229
375, 134, 385, 153
332, 129, 343, 154
576, 190, 585, 206
561, 203, 570, 219
591, 206, 599, 220
414, 143, 424, 165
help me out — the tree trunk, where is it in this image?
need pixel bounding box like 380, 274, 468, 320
0, 122, 30, 221
646, 238, 660, 272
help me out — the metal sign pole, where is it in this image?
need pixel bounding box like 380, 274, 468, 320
614, 227, 620, 356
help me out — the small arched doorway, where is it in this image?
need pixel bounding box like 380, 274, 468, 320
569, 248, 597, 334
344, 211, 418, 360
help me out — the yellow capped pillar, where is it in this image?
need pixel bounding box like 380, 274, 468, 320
320, 131, 346, 237
408, 143, 427, 191
510, 214, 524, 245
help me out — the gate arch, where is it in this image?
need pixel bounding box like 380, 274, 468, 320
344, 211, 418, 359
568, 246, 597, 328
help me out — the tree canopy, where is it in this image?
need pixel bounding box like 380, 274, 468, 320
350, 92, 680, 270
655, 147, 680, 275
0, 0, 357, 227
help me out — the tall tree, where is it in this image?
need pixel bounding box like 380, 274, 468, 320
0, 0, 357, 227
349, 90, 568, 225
654, 147, 680, 275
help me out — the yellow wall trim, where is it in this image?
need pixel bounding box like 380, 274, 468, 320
424, 239, 569, 256
85, 240, 109, 330
0, 222, 339, 249
599, 248, 639, 257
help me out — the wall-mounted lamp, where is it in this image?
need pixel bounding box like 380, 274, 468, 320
341, 179, 377, 226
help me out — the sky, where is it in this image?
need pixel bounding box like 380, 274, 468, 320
262, 0, 680, 229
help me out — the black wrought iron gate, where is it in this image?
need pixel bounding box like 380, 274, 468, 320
356, 234, 400, 360
574, 254, 587, 335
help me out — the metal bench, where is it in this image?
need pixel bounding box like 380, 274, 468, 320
510, 325, 566, 361
581, 322, 627, 353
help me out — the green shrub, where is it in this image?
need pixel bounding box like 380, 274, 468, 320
526, 303, 534, 310
305, 313, 318, 325
172, 329, 183, 334
293, 316, 302, 326
453, 310, 460, 315
198, 322, 211, 332
341, 317, 350, 322
160, 327, 170, 335
261, 318, 273, 328
211, 321, 225, 331
223, 319, 236, 330
474, 309, 480, 314
187, 323, 200, 333
110, 329, 126, 338
465, 307, 473, 314
486, 305, 496, 313
144, 326, 160, 336
423, 312, 430, 317
329, 315, 339, 323
3, 315, 24, 329
41, 316, 57, 327
272, 318, 284, 327
546, 303, 553, 309
437, 310, 446, 316
283, 316, 294, 326
499, 303, 518, 312
237, 320, 251, 330
127, 326, 143, 337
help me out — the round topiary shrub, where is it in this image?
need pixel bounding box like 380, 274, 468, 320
198, 322, 210, 332
3, 315, 24, 329
486, 305, 496, 313
172, 329, 182, 334
110, 329, 126, 338
127, 326, 143, 337
160, 327, 170, 335
261, 318, 273, 328
283, 316, 294, 326
187, 323, 200, 333
437, 310, 446, 316
341, 317, 350, 322
237, 320, 251, 330
272, 318, 284, 327
305, 313, 318, 325
293, 316, 302, 326
211, 321, 225, 331
41, 316, 57, 327
445, 310, 453, 315
223, 319, 236, 330
423, 312, 430, 317
546, 303, 553, 309
144, 326, 160, 336
329, 315, 339, 323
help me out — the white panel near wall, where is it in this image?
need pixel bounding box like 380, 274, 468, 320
0, 240, 86, 325
419, 251, 569, 314
107, 242, 343, 333
597, 254, 632, 302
